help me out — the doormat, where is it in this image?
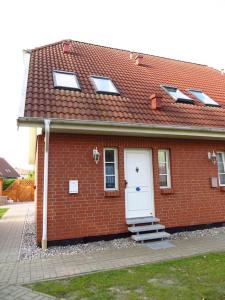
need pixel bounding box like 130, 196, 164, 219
144, 241, 175, 250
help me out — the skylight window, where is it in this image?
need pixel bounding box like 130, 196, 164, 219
90, 76, 119, 95
53, 70, 81, 90
189, 89, 220, 107
162, 86, 193, 104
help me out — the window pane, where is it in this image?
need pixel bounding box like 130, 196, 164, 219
159, 175, 168, 187
217, 153, 223, 164
190, 90, 219, 106
106, 176, 115, 189
106, 163, 115, 175
158, 151, 166, 163
92, 77, 119, 94
105, 150, 115, 162
159, 163, 167, 175
54, 72, 79, 89
163, 86, 192, 102
220, 174, 225, 185
218, 162, 225, 174
217, 153, 225, 174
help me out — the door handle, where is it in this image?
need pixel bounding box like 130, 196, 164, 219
124, 180, 128, 188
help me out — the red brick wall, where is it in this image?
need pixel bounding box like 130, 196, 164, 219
36, 133, 225, 243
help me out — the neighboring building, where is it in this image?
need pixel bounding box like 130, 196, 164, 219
18, 40, 225, 248
15, 168, 30, 179
0, 158, 19, 179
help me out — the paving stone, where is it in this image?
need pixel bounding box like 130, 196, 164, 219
2, 202, 225, 299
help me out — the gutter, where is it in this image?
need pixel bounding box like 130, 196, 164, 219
18, 117, 225, 140
42, 119, 50, 250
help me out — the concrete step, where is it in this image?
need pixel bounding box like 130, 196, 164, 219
126, 217, 160, 225
131, 231, 170, 242
128, 224, 165, 233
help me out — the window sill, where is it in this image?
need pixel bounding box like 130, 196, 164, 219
104, 191, 120, 197
160, 188, 174, 195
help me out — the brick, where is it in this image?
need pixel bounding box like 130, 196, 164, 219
35, 133, 225, 242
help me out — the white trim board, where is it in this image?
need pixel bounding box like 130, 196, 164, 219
18, 117, 225, 141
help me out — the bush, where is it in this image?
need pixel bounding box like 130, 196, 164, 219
3, 179, 15, 191
27, 171, 35, 180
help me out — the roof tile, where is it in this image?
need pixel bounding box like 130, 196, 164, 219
24, 40, 225, 129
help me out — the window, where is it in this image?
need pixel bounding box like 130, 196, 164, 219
104, 148, 118, 190
162, 85, 193, 104
189, 89, 219, 107
91, 76, 119, 95
53, 70, 81, 90
158, 150, 171, 188
216, 152, 225, 186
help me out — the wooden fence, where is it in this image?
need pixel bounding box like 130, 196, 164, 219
3, 179, 34, 202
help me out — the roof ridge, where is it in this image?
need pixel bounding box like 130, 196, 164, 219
30, 39, 208, 68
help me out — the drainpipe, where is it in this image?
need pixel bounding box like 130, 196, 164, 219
42, 119, 51, 250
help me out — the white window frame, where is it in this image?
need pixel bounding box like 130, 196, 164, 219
90, 75, 120, 95
158, 149, 171, 189
217, 151, 225, 186
189, 89, 220, 107
161, 85, 193, 104
53, 70, 81, 90
103, 148, 118, 191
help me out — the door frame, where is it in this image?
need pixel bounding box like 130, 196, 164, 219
124, 148, 155, 219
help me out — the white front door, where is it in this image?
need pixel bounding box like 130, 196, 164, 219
124, 149, 154, 218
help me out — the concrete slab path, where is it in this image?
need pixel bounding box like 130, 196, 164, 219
0, 203, 30, 263
0, 203, 53, 299
1, 202, 225, 299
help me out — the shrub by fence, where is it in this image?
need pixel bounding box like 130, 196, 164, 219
3, 179, 15, 191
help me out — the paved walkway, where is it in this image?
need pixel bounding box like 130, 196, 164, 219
0, 203, 29, 263
1, 203, 225, 299
0, 203, 53, 299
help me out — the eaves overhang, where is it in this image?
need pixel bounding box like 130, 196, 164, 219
17, 117, 225, 140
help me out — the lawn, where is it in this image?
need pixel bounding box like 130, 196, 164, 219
27, 252, 225, 300
0, 208, 8, 218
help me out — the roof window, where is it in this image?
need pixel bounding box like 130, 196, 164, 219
162, 85, 193, 104
53, 70, 81, 90
90, 76, 119, 95
189, 89, 220, 107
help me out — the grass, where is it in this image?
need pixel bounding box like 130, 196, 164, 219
0, 208, 8, 218
27, 252, 225, 300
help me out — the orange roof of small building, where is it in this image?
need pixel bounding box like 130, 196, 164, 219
23, 39, 225, 129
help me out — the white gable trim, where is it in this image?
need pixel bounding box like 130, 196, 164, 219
18, 50, 31, 118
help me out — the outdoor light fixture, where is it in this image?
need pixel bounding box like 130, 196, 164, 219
93, 147, 100, 164
208, 151, 217, 165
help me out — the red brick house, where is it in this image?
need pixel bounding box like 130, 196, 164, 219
18, 40, 225, 249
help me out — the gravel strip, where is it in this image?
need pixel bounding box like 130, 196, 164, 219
19, 208, 137, 260
170, 226, 225, 240
19, 207, 225, 260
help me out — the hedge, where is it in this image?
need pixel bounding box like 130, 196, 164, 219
3, 179, 16, 191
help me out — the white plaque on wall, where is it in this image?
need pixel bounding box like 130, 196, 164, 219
69, 180, 78, 194
210, 177, 218, 188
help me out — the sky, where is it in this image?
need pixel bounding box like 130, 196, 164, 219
0, 0, 224, 169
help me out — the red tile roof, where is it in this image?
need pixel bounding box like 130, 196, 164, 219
23, 40, 225, 129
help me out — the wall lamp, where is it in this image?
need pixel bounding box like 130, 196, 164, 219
208, 151, 217, 165
93, 147, 100, 164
